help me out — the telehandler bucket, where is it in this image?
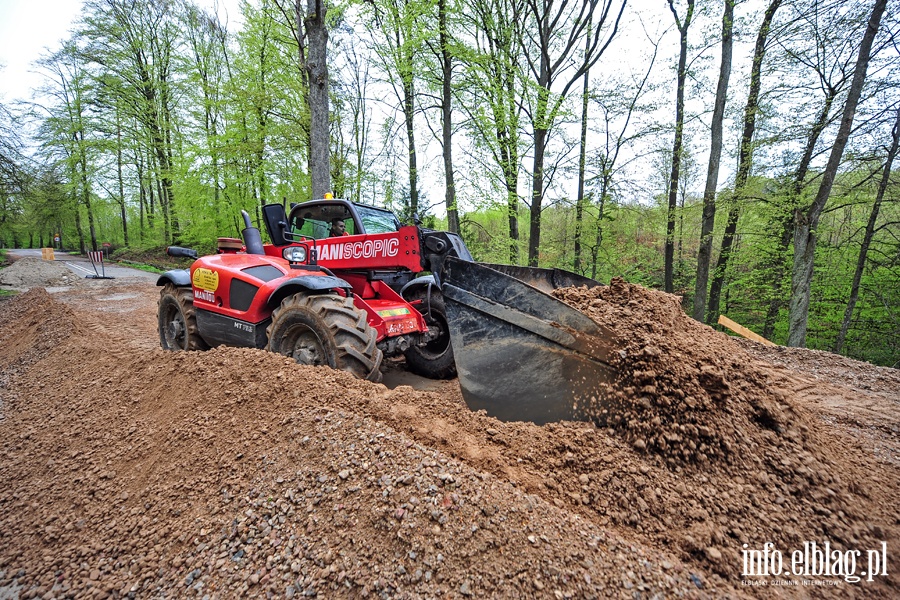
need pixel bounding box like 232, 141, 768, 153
439, 258, 619, 424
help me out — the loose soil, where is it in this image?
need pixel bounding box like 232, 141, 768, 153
0, 267, 897, 599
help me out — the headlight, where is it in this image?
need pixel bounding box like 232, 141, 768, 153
282, 246, 308, 263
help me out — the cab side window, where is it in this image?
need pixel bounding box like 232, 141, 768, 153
291, 217, 329, 240
289, 205, 356, 239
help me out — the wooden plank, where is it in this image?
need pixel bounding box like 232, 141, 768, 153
41, 248, 55, 261
717, 315, 776, 346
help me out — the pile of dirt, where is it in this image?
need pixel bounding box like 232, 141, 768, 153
552, 278, 897, 584
0, 290, 720, 598
0, 257, 84, 289
556, 278, 793, 466
1, 283, 897, 598
0, 289, 84, 418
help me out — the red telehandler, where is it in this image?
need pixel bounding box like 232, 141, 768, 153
158, 198, 618, 424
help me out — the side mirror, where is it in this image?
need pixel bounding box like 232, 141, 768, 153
262, 203, 289, 246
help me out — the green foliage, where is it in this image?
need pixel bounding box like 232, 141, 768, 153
2, 0, 897, 369
454, 165, 899, 367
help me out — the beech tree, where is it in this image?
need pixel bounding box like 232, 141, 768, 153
35, 41, 99, 253
584, 27, 661, 280
706, 0, 781, 324
693, 0, 734, 320
787, 0, 887, 347
458, 0, 526, 262
759, 0, 861, 338
834, 104, 900, 353
362, 0, 435, 219
79, 0, 181, 242
436, 0, 459, 232
663, 0, 694, 293
303, 0, 331, 199
0, 98, 26, 248
516, 0, 626, 266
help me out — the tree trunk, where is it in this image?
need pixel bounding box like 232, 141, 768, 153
693, 0, 734, 319
574, 28, 591, 274
439, 0, 458, 233
502, 137, 520, 263
706, 0, 781, 324
78, 134, 98, 252
528, 125, 547, 267
526, 35, 553, 269
787, 0, 886, 347
72, 185, 85, 255
501, 81, 520, 264
762, 88, 837, 338
161, 69, 179, 241
664, 0, 694, 293
116, 107, 128, 245
590, 175, 610, 280
403, 74, 419, 218
834, 106, 899, 353
305, 0, 330, 199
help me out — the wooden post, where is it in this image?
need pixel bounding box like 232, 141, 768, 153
717, 315, 775, 346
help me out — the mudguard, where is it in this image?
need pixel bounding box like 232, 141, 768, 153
400, 274, 436, 298
267, 274, 353, 308
156, 269, 191, 287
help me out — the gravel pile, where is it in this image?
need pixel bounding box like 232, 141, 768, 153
0, 290, 717, 598
553, 279, 898, 587
555, 278, 792, 466
0, 285, 897, 598
0, 257, 83, 289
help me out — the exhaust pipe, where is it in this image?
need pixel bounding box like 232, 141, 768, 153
241, 210, 265, 255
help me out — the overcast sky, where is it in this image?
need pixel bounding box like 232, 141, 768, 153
0, 0, 85, 102
0, 0, 242, 104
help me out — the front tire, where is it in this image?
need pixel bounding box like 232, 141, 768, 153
158, 284, 208, 351
404, 289, 457, 379
267, 293, 383, 383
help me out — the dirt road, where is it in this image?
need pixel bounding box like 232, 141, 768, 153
0, 262, 897, 598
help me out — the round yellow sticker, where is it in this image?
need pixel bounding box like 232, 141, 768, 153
192, 267, 219, 291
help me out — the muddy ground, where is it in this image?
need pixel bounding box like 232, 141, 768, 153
0, 259, 897, 599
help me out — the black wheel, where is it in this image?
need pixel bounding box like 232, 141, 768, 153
404, 288, 457, 379
267, 293, 383, 383
158, 284, 208, 351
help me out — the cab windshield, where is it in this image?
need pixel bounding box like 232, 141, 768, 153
288, 204, 355, 240
355, 204, 401, 234
288, 202, 400, 239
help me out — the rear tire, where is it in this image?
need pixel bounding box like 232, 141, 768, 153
158, 284, 208, 351
267, 293, 383, 383
404, 289, 457, 379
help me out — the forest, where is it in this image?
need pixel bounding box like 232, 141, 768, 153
0, 0, 897, 367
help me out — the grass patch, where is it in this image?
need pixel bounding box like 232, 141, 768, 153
0, 288, 18, 298
110, 246, 198, 271
118, 260, 166, 274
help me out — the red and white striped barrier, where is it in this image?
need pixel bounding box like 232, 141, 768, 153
87, 250, 113, 279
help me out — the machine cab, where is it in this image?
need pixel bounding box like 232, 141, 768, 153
287, 199, 401, 241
